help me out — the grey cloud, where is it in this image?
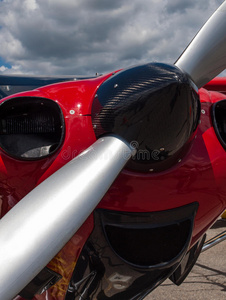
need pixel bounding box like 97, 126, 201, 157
83, 0, 126, 11
165, 0, 195, 14
0, 0, 224, 76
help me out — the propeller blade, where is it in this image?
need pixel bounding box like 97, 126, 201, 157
0, 135, 135, 300
175, 1, 226, 88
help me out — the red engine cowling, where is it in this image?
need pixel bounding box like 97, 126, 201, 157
0, 74, 225, 300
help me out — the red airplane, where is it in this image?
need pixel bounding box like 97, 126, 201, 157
0, 1, 226, 300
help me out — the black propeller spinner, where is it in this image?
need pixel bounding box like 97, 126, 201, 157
92, 63, 200, 172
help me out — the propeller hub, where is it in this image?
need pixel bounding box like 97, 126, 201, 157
92, 63, 200, 172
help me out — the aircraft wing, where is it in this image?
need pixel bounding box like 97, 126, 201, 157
0, 74, 96, 99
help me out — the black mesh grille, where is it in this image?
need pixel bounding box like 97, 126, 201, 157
0, 96, 64, 160
1, 112, 55, 134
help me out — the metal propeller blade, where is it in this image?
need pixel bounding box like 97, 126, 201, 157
175, 0, 226, 88
0, 135, 135, 300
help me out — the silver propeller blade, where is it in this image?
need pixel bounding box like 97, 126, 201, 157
0, 135, 135, 300
175, 1, 226, 88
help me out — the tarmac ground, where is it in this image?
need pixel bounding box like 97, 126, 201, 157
145, 218, 226, 300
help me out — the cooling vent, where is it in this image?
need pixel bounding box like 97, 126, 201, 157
104, 220, 191, 266
212, 99, 226, 149
0, 97, 64, 160
100, 203, 198, 268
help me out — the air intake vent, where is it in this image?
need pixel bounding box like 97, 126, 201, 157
100, 203, 198, 268
212, 99, 226, 149
105, 220, 191, 266
0, 97, 64, 160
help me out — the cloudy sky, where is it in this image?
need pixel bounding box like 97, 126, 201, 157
0, 0, 225, 76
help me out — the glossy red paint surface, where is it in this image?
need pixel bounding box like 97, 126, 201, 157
204, 77, 226, 94
0, 76, 225, 299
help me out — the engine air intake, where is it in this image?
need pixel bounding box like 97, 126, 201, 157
0, 97, 64, 160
